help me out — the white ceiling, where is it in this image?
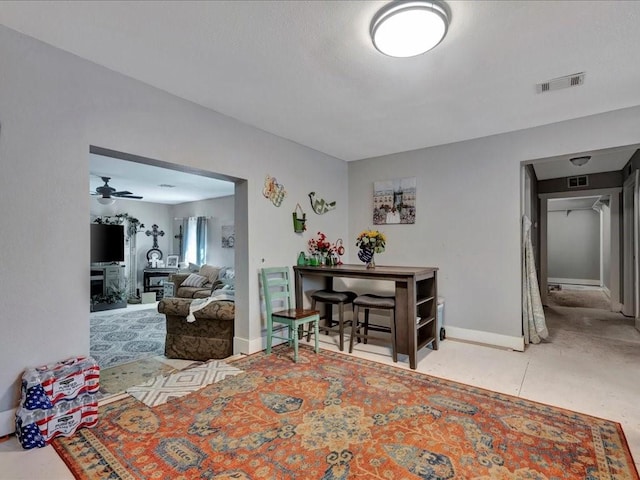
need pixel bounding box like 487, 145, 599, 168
530, 145, 638, 181
89, 154, 234, 205
548, 196, 604, 212
3, 1, 640, 180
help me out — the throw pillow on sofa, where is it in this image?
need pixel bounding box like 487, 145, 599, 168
181, 273, 208, 288
198, 264, 222, 285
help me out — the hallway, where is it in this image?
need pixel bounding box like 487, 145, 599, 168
547, 284, 611, 309
545, 285, 640, 345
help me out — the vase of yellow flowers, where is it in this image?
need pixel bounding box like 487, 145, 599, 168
356, 229, 386, 269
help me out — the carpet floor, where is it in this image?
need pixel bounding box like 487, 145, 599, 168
52, 345, 638, 479
90, 308, 166, 369
547, 286, 611, 310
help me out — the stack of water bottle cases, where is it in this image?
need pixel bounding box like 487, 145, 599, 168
15, 356, 100, 449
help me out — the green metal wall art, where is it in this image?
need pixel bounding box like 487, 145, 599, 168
292, 203, 307, 233
309, 191, 336, 214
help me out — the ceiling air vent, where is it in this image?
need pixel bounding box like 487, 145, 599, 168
567, 175, 588, 188
537, 72, 585, 94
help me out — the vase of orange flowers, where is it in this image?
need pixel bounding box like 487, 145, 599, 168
308, 231, 336, 266
356, 229, 386, 269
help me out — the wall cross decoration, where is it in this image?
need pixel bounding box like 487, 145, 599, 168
145, 224, 165, 249
174, 225, 183, 259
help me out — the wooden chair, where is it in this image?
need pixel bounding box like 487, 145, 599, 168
261, 267, 320, 362
349, 294, 397, 362
306, 289, 357, 351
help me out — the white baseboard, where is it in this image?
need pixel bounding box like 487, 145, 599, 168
548, 277, 601, 286
234, 336, 254, 355
234, 334, 287, 356
237, 325, 525, 355
444, 326, 524, 352
0, 408, 16, 437
601, 287, 620, 312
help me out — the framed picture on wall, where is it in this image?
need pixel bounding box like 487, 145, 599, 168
373, 177, 416, 225
166, 255, 179, 268
222, 225, 235, 248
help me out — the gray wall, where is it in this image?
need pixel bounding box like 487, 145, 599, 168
91, 198, 173, 294
5, 23, 640, 430
172, 195, 235, 268
538, 171, 623, 194
548, 209, 601, 282
91, 195, 238, 295
0, 25, 348, 426
348, 108, 640, 341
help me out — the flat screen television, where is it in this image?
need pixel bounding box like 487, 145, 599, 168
90, 224, 125, 263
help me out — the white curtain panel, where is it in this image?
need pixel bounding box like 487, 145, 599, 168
522, 215, 548, 344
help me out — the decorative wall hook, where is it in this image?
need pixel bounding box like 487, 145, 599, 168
292, 203, 307, 233
263, 175, 286, 207
309, 191, 336, 214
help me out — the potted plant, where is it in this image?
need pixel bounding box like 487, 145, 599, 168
308, 231, 337, 266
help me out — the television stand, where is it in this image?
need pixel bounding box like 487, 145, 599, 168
90, 265, 126, 312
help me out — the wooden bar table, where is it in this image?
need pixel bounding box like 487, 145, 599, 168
293, 264, 438, 369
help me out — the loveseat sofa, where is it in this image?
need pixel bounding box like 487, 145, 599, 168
158, 296, 235, 360
168, 264, 234, 299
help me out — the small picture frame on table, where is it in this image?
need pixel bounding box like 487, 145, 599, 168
166, 255, 179, 268
163, 281, 175, 298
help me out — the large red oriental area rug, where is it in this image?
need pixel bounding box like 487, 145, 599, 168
52, 346, 638, 479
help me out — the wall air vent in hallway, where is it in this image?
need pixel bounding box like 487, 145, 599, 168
536, 72, 585, 93
567, 175, 589, 188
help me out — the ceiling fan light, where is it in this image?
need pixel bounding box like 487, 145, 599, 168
371, 1, 449, 58
97, 197, 115, 205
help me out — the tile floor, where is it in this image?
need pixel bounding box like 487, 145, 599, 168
1, 291, 639, 478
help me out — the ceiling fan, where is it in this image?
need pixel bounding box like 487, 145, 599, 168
92, 176, 143, 204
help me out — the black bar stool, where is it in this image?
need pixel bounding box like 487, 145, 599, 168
306, 290, 357, 351
349, 294, 397, 362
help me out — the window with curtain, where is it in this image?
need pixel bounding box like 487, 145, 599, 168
182, 216, 208, 265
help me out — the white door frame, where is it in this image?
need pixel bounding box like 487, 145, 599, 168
623, 171, 640, 322
539, 187, 622, 308
623, 175, 634, 317
636, 169, 640, 327
521, 166, 533, 338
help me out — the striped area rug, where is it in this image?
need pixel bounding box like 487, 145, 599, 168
126, 359, 242, 407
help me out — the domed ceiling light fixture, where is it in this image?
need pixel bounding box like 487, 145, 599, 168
371, 1, 449, 58
569, 156, 591, 167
